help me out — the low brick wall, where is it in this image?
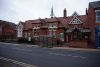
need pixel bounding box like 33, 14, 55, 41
69, 40, 87, 48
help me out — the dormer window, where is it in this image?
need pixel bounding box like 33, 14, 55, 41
95, 10, 100, 22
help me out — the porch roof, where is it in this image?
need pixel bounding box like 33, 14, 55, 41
80, 29, 91, 32
66, 28, 91, 33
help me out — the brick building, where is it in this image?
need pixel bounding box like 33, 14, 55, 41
0, 20, 17, 41
87, 1, 100, 48
17, 1, 100, 48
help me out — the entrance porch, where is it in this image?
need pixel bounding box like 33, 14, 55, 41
65, 28, 91, 48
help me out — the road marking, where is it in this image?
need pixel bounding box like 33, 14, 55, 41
13, 48, 32, 52
79, 56, 87, 59
67, 54, 72, 56
72, 56, 79, 58
48, 52, 87, 59
0, 56, 37, 67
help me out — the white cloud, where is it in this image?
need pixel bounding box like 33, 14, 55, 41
0, 0, 99, 24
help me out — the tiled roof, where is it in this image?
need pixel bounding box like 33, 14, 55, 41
44, 17, 58, 22
66, 15, 87, 25
0, 20, 17, 30
23, 19, 41, 30
22, 15, 87, 30
90, 1, 100, 8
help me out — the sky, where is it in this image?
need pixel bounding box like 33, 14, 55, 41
0, 0, 99, 24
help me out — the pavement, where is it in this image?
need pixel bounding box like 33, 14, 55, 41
0, 42, 100, 52
51, 47, 100, 52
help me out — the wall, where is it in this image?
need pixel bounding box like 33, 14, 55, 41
87, 4, 95, 47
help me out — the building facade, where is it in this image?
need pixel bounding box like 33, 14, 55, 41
0, 20, 17, 41
17, 1, 100, 48
87, 1, 100, 48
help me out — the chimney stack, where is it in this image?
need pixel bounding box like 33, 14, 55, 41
86, 8, 88, 15
63, 8, 67, 18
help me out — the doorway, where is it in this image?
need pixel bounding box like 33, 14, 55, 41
98, 32, 100, 47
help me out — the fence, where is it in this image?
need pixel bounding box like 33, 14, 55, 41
32, 35, 63, 47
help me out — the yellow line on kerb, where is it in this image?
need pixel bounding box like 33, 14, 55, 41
0, 56, 37, 67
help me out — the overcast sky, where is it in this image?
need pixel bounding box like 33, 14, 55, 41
0, 0, 99, 24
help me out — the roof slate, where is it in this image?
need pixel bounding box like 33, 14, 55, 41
0, 20, 17, 30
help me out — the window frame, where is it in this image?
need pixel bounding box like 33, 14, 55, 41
95, 10, 100, 22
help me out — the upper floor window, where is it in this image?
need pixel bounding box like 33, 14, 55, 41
49, 24, 52, 27
96, 10, 100, 22
53, 24, 57, 28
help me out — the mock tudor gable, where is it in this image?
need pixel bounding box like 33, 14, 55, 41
69, 12, 82, 24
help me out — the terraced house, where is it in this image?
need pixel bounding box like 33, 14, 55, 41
17, 1, 100, 48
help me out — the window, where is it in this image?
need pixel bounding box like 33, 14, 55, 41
96, 10, 100, 22
49, 28, 52, 37
49, 24, 52, 28
28, 33, 31, 37
53, 24, 57, 28
53, 28, 56, 36
17, 29, 22, 37
53, 28, 56, 31
49, 28, 52, 31
73, 18, 77, 23
49, 31, 52, 37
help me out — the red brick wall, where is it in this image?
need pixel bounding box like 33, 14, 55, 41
69, 40, 87, 48
2, 24, 16, 39
40, 29, 48, 35
87, 4, 96, 46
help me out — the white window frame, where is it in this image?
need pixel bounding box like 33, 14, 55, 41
53, 28, 56, 31
49, 31, 52, 37
17, 28, 23, 37
53, 24, 57, 28
95, 10, 100, 22
49, 24, 52, 28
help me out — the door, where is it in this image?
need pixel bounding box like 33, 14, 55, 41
98, 32, 100, 47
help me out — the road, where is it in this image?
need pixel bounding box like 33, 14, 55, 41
0, 42, 100, 67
